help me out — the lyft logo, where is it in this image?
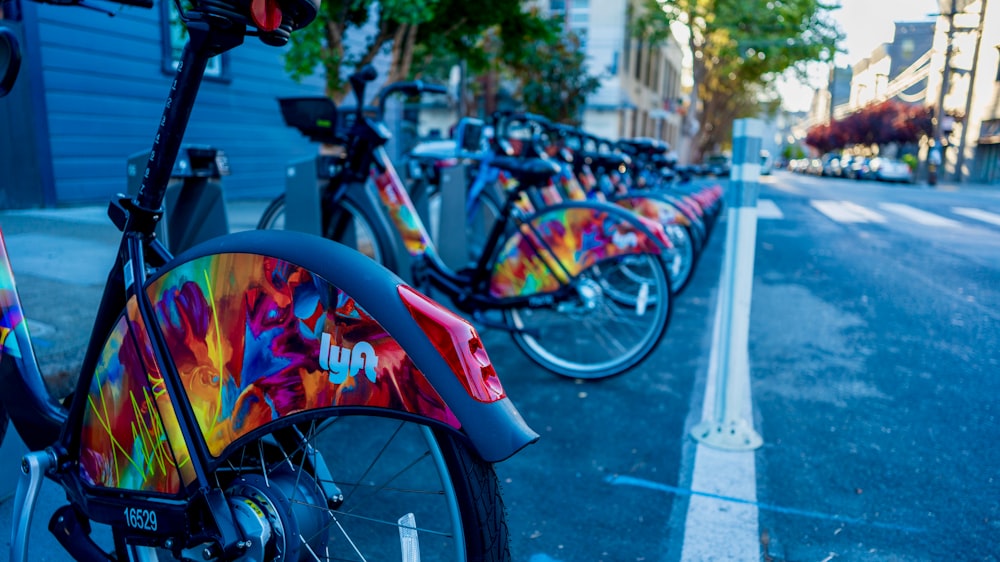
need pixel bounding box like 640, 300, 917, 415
319, 332, 379, 384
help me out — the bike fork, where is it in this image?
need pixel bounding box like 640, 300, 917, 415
10, 449, 57, 562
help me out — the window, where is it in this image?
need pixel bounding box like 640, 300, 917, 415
161, 2, 227, 79
0, 0, 21, 20
901, 39, 915, 60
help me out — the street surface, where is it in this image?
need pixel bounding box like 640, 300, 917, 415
1, 172, 998, 560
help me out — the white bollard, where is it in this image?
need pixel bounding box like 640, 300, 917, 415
690, 118, 764, 451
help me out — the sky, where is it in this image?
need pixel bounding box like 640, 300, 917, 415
780, 0, 939, 112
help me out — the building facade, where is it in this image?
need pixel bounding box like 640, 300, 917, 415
544, 0, 686, 151
0, 1, 325, 208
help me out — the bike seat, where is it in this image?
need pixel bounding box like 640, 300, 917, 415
490, 156, 561, 187
581, 151, 631, 171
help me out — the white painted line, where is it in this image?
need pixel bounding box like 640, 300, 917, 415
810, 200, 885, 223
681, 447, 759, 561
879, 203, 961, 228
839, 201, 887, 223
756, 199, 784, 220
953, 207, 1000, 227
681, 268, 760, 561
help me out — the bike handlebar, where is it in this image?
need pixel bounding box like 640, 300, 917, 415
376, 81, 448, 118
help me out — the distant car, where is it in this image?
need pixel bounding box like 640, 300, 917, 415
820, 153, 842, 177
704, 154, 731, 177
806, 158, 824, 175
845, 156, 871, 180
869, 157, 913, 183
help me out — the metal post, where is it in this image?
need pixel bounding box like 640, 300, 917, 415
954, 0, 988, 182
932, 0, 957, 183
690, 118, 764, 451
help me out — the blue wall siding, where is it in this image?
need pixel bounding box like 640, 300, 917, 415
35, 6, 324, 204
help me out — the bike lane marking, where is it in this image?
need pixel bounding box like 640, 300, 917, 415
678, 302, 760, 561
952, 207, 1000, 227
878, 203, 961, 228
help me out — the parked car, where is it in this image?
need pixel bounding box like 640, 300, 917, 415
705, 154, 732, 177
806, 158, 824, 175
869, 157, 914, 183
820, 153, 843, 177
845, 156, 872, 180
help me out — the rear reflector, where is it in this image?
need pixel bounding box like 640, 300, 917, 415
251, 0, 282, 32
398, 285, 505, 403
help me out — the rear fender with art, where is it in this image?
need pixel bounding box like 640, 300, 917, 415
489, 201, 672, 299
73, 230, 537, 500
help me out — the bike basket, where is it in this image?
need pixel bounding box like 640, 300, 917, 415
278, 97, 341, 144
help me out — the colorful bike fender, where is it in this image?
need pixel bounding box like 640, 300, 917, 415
615, 196, 691, 228
78, 230, 537, 493
489, 202, 670, 299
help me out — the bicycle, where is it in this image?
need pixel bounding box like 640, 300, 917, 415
260, 69, 676, 379
477, 113, 706, 295
0, 2, 537, 560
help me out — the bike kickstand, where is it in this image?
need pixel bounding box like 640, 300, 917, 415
9, 449, 58, 562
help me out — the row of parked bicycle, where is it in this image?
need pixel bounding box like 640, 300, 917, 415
1, 3, 724, 555
256, 69, 724, 380
787, 153, 915, 183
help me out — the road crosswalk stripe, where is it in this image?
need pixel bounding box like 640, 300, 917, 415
878, 203, 961, 228
953, 207, 1000, 227
810, 200, 886, 223
756, 199, 784, 219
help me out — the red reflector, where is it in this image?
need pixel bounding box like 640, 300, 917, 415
398, 285, 505, 403
251, 0, 282, 32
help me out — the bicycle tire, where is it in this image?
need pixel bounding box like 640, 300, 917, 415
661, 223, 695, 295
257, 193, 398, 272
256, 193, 287, 230
503, 252, 672, 379
116, 417, 509, 561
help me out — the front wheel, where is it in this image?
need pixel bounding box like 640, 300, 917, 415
117, 416, 509, 561
257, 193, 397, 272
504, 252, 672, 379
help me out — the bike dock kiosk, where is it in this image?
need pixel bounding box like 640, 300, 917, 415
127, 145, 231, 254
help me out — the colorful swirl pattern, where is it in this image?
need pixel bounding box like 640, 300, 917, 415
79, 252, 459, 492
489, 206, 663, 298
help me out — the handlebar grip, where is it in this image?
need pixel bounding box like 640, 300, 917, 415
354, 64, 378, 83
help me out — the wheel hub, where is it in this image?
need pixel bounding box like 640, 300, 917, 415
226, 467, 332, 561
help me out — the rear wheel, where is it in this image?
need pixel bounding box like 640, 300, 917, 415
117, 416, 509, 561
504, 252, 672, 379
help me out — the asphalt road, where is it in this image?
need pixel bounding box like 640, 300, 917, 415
2, 172, 998, 561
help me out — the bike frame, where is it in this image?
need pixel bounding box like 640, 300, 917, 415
364, 142, 669, 308
2, 12, 537, 561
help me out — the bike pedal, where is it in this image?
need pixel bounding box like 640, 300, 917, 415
9, 449, 57, 562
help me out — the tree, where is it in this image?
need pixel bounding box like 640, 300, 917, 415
633, 0, 841, 159
506, 30, 603, 124
283, 0, 556, 102
806, 101, 933, 152
284, 0, 440, 100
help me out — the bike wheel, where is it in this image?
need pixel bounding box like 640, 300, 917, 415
659, 223, 695, 295
257, 194, 397, 271
117, 416, 509, 561
504, 252, 671, 379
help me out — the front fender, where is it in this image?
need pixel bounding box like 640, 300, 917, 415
78, 231, 537, 494
490, 202, 670, 299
